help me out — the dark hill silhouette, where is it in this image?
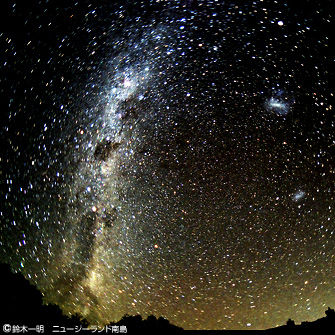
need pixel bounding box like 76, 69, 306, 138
2, 261, 333, 331
266, 307, 335, 332
0, 262, 183, 331
0, 262, 86, 327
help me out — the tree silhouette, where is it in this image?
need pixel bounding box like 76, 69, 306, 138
112, 313, 183, 331
0, 262, 182, 331
286, 318, 295, 327
0, 263, 88, 328
3, 261, 334, 331
268, 306, 335, 332
325, 307, 335, 319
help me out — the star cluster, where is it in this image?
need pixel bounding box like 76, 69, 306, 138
0, 0, 334, 330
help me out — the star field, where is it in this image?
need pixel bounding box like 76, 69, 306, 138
0, 0, 334, 330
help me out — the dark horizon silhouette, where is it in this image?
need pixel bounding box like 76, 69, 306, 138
0, 262, 182, 332
1, 262, 334, 332
266, 306, 335, 332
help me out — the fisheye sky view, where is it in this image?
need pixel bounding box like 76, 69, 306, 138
0, 0, 334, 330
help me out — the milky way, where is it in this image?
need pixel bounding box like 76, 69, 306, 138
1, 0, 334, 330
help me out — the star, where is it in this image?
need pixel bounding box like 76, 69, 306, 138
0, 0, 333, 331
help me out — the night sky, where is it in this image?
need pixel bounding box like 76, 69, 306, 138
0, 0, 334, 330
